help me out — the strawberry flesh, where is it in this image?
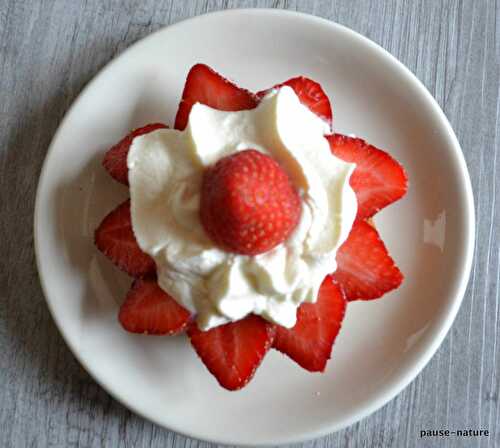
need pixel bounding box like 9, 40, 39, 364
200, 149, 301, 255
174, 64, 258, 131
188, 315, 276, 390
258, 76, 332, 128
273, 275, 346, 372
327, 134, 408, 219
102, 123, 167, 185
333, 220, 403, 300
94, 199, 156, 277
119, 278, 191, 335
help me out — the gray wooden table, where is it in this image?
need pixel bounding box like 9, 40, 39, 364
1, 1, 499, 447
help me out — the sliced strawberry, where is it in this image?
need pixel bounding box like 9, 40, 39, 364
333, 220, 403, 300
174, 64, 258, 130
257, 76, 332, 128
200, 149, 301, 255
118, 278, 191, 335
327, 134, 408, 219
94, 199, 156, 277
187, 315, 276, 390
102, 123, 167, 185
273, 275, 346, 372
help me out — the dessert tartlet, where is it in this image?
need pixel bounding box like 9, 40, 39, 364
95, 64, 407, 390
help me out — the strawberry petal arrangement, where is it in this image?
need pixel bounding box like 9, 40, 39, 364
95, 63, 408, 391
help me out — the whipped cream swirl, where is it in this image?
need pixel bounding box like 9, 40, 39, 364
128, 86, 357, 329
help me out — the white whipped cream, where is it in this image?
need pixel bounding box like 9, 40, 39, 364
127, 86, 357, 330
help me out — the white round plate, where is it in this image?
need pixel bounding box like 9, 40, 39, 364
34, 9, 474, 446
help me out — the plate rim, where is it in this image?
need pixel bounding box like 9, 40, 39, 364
34, 8, 475, 446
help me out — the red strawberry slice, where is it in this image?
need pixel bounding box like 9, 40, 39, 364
187, 315, 276, 390
333, 220, 403, 300
119, 278, 191, 335
273, 275, 346, 372
94, 199, 156, 277
327, 134, 408, 219
174, 64, 258, 131
200, 149, 301, 255
103, 123, 167, 185
257, 76, 332, 128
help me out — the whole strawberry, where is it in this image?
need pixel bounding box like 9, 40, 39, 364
200, 149, 301, 255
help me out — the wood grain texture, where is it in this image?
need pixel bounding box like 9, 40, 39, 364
0, 0, 498, 447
